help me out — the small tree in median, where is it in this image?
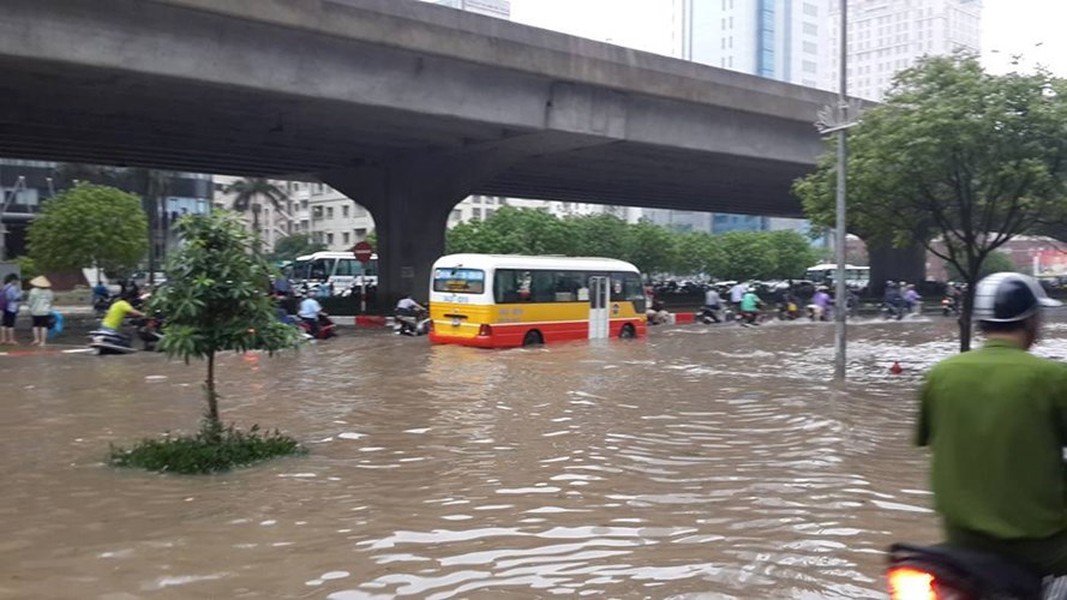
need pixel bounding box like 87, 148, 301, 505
109, 212, 304, 474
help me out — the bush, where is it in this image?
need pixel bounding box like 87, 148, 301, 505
108, 419, 306, 474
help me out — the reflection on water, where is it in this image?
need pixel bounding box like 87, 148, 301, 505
5, 316, 1066, 598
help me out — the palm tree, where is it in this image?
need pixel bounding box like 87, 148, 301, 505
223, 178, 290, 242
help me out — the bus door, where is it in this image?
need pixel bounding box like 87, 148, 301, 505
588, 275, 610, 340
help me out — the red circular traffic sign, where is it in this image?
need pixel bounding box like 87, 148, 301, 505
352, 241, 374, 264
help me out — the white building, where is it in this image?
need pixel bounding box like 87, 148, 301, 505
307, 184, 375, 251
677, 0, 826, 88
823, 0, 982, 101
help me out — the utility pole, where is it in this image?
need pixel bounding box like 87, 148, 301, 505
832, 0, 849, 381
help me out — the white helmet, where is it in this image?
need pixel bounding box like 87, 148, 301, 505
972, 272, 1061, 323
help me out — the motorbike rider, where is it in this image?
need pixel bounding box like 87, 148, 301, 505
739, 286, 762, 325
702, 286, 723, 323
809, 286, 833, 321
728, 281, 747, 313
916, 272, 1067, 575
298, 288, 326, 337
884, 280, 904, 317
395, 294, 426, 335
100, 291, 145, 334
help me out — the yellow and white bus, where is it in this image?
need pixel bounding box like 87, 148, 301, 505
428, 254, 648, 348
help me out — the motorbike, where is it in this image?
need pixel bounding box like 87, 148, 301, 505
136, 314, 165, 352
87, 328, 137, 355
886, 542, 1052, 600
698, 305, 724, 324
777, 301, 801, 320
395, 308, 431, 336
942, 296, 959, 317
882, 301, 906, 320
299, 313, 337, 340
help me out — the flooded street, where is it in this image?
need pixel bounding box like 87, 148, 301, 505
6, 317, 1067, 599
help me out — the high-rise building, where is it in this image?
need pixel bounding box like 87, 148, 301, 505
430, 0, 511, 19
823, 0, 982, 101
677, 0, 826, 88
667, 1, 820, 236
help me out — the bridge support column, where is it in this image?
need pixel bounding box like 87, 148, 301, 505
322, 154, 501, 309
868, 242, 927, 297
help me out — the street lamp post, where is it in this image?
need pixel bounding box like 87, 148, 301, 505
833, 0, 848, 381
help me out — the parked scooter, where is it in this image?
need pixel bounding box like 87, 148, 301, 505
87, 328, 137, 355
395, 308, 431, 336
886, 542, 1051, 600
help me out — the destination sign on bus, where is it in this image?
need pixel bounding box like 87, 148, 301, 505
433, 268, 485, 294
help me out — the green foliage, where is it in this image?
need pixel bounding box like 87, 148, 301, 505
795, 52, 1067, 350
148, 212, 301, 428
27, 183, 148, 274
108, 419, 306, 475
443, 207, 817, 280
271, 233, 326, 262
945, 251, 1017, 281
14, 256, 39, 284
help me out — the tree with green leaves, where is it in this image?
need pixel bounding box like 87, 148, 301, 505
795, 53, 1067, 351
624, 219, 677, 276
715, 231, 777, 281
108, 212, 305, 473
27, 183, 148, 280
148, 212, 302, 427
765, 230, 819, 280
223, 177, 290, 238
945, 250, 1017, 282
271, 233, 326, 263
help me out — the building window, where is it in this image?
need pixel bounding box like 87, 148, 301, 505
327, 233, 334, 245
451, 209, 462, 221
803, 41, 817, 54
326, 207, 334, 219
342, 204, 349, 218
343, 232, 350, 245
803, 3, 817, 17
803, 22, 817, 36
802, 60, 817, 73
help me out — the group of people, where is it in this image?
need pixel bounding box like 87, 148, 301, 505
1, 273, 57, 347
883, 280, 923, 316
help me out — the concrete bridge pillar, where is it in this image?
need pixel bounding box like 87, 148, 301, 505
867, 242, 927, 297
321, 151, 508, 308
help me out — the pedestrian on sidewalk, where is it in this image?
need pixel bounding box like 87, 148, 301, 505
27, 276, 54, 347
1, 273, 21, 345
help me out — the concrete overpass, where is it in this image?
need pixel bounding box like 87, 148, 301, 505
0, 0, 843, 297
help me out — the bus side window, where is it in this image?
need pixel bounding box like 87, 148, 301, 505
335, 259, 355, 277
531, 271, 556, 303
310, 259, 330, 281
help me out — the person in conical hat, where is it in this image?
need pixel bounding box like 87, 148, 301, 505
27, 275, 54, 347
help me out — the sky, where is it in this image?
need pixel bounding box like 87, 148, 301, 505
509, 0, 1067, 78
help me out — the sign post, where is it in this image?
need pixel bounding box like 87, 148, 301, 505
352, 241, 374, 314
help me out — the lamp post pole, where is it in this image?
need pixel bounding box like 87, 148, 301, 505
833, 0, 849, 381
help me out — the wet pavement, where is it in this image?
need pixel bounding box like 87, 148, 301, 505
4, 316, 1067, 599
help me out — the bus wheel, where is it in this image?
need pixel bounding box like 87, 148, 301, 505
522, 330, 543, 347
619, 324, 636, 339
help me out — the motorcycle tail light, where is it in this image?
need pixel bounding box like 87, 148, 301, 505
887, 566, 937, 600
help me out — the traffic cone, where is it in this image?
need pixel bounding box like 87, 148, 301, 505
890, 361, 903, 375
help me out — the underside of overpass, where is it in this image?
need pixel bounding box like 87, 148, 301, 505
0, 0, 846, 298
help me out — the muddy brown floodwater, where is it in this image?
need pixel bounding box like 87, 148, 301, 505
5, 316, 1067, 599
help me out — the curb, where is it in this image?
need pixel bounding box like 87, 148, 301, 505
331, 316, 390, 328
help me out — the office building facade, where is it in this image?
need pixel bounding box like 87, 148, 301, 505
430, 0, 511, 19
823, 0, 982, 101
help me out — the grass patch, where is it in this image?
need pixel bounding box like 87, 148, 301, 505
108, 420, 306, 475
